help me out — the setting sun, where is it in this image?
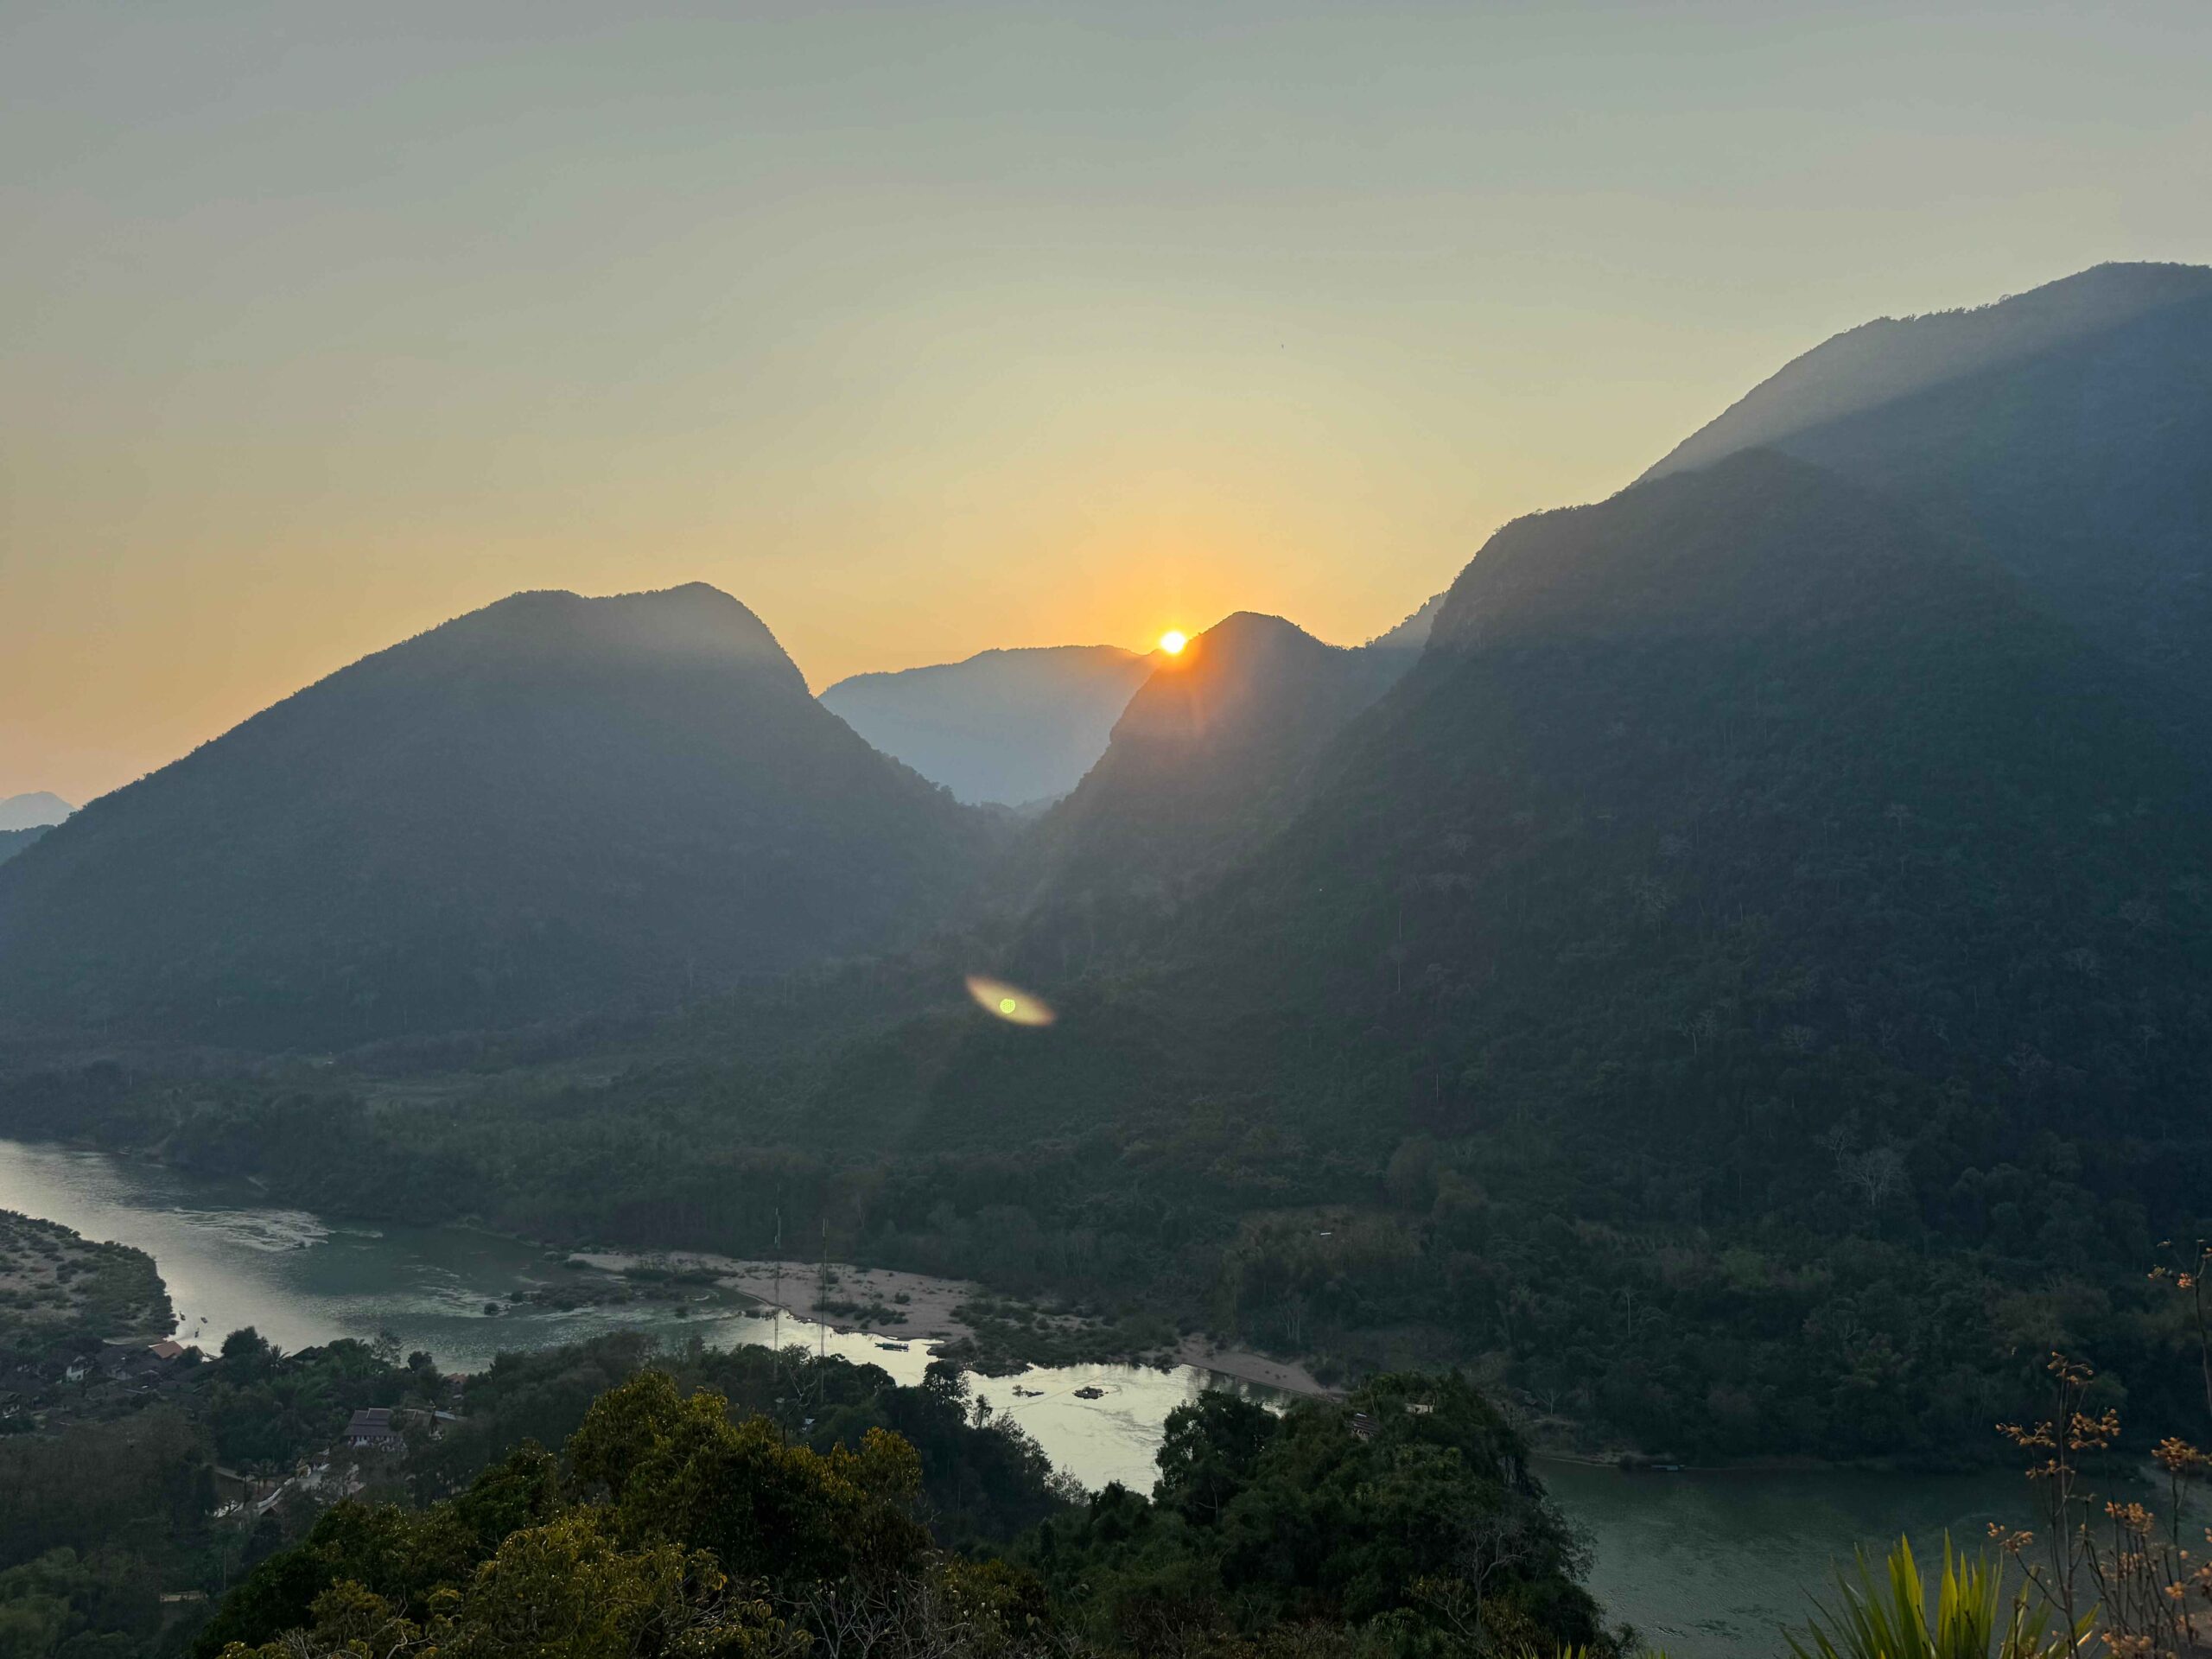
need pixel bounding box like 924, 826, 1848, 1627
1158, 631, 1188, 655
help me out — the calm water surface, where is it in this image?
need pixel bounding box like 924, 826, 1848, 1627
1541, 1459, 2057, 1656
1, 1135, 2157, 1658
0, 1137, 1265, 1492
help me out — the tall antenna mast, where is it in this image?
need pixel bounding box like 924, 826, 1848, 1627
817, 1217, 829, 1364
772, 1207, 782, 1354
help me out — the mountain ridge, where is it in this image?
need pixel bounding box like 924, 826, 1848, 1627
1639, 260, 2212, 723
1643, 261, 2212, 482
0, 582, 993, 1048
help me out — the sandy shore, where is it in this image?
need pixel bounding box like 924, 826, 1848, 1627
1173, 1335, 1335, 1399
575, 1250, 1337, 1398
573, 1251, 984, 1343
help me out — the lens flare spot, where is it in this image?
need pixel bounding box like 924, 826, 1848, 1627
966, 974, 1056, 1027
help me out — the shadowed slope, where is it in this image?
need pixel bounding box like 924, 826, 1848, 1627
0, 827, 50, 868
0, 584, 992, 1048
1643, 262, 2212, 715
1024, 612, 1412, 908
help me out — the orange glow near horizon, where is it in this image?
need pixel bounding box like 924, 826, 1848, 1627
1158, 630, 1188, 655
7, 9, 2202, 808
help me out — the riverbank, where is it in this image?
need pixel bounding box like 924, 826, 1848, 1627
576, 1250, 979, 1341
19, 1133, 2190, 1659
1172, 1335, 1332, 1397
578, 1247, 1334, 1398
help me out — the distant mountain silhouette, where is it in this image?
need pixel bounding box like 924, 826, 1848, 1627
1644, 261, 2212, 716
0, 792, 73, 831
0, 827, 50, 867
0, 584, 993, 1046
820, 645, 1159, 806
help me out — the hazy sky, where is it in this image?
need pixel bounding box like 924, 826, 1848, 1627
5, 1, 2209, 803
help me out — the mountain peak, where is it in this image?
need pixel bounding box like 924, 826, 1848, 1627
1182, 610, 1327, 652
0, 791, 73, 832
1643, 259, 2212, 484
1632, 262, 2212, 716
1019, 610, 1417, 906
0, 588, 984, 1046
448, 582, 800, 677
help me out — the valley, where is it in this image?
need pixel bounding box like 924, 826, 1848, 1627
3, 1132, 2142, 1659
3, 259, 2210, 1659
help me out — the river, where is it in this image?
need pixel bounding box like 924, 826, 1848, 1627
0, 1135, 2111, 1657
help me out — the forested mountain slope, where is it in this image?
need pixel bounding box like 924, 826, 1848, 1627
1644, 262, 2212, 719
0, 827, 49, 867
675, 450, 2212, 1457
1364, 589, 1447, 652
821, 644, 1158, 806
0, 584, 995, 1048
1030, 449, 2211, 1450
1209, 448, 2209, 1135
1027, 614, 1409, 893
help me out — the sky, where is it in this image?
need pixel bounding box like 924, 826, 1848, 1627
4, 2, 2209, 804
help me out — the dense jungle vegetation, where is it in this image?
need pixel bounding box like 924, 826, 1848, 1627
0, 1329, 1096, 1658
198, 1364, 1610, 1659
0, 1309, 1618, 1659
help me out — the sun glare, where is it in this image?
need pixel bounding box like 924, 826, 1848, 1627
1159, 630, 1188, 655
964, 973, 1057, 1027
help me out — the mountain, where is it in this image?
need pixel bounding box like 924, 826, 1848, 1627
1076, 449, 2209, 1452
1643, 262, 2212, 715
0, 792, 73, 831
0, 584, 994, 1048
1363, 591, 1446, 654
1220, 448, 2209, 1103
823, 600, 1446, 814
820, 645, 1159, 806
0, 827, 51, 868
44, 444, 2200, 1468
1023, 613, 1414, 912
751, 450, 2211, 1459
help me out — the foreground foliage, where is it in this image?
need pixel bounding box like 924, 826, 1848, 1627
1783, 1538, 2071, 1659
0, 1332, 1072, 1658
1785, 1250, 2212, 1659
199, 1367, 1613, 1659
